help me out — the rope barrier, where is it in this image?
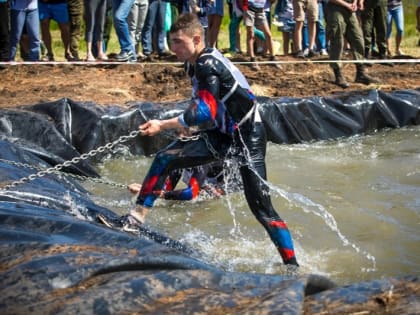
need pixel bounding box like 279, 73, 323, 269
0, 58, 419, 66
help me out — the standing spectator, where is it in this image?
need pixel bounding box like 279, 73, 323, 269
92, 0, 113, 57
181, 0, 212, 44
228, 0, 265, 56
9, 0, 40, 61
243, 0, 280, 70
84, 0, 108, 61
67, 0, 82, 60
274, 0, 295, 55
316, 0, 327, 54
360, 0, 387, 59
228, 0, 243, 54
293, 0, 318, 57
386, 0, 403, 56
207, 0, 223, 47
112, 0, 136, 62
0, 0, 9, 61
141, 0, 171, 60
301, 1, 327, 55
325, 0, 379, 88
103, 0, 113, 52
254, 0, 275, 56
38, 0, 73, 61
128, 0, 148, 58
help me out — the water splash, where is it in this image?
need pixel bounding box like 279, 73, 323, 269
272, 187, 376, 272
232, 128, 377, 272
62, 191, 91, 220
221, 157, 243, 236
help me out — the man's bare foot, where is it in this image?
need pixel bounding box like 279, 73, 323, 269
127, 183, 142, 194
129, 205, 148, 224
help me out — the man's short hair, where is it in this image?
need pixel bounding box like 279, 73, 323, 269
169, 13, 204, 38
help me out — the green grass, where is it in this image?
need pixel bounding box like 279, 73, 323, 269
31, 0, 420, 61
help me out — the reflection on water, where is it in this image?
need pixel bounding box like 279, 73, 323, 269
83, 126, 420, 285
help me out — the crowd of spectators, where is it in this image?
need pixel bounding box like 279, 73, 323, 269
0, 0, 417, 85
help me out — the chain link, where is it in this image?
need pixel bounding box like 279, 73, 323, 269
60, 172, 128, 188
0, 116, 220, 191
201, 133, 221, 160
175, 133, 220, 159
1, 130, 140, 190
0, 158, 128, 188
179, 134, 200, 142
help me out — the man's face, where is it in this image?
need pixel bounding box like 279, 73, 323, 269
169, 30, 199, 62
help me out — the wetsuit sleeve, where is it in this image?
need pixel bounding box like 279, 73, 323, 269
179, 63, 221, 128
162, 168, 206, 201
163, 176, 200, 200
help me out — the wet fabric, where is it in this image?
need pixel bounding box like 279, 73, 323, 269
139, 47, 298, 265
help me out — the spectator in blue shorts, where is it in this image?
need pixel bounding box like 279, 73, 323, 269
38, 0, 73, 61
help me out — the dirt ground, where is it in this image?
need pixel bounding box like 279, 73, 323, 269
0, 53, 419, 108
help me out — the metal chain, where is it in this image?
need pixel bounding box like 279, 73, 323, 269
0, 159, 127, 188
201, 133, 221, 160
61, 172, 128, 188
1, 130, 140, 190
1, 109, 220, 191
137, 108, 205, 142
171, 132, 220, 159
179, 134, 200, 141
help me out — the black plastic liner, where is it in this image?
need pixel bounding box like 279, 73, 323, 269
260, 89, 420, 143
0, 90, 419, 314
0, 90, 420, 164
1, 89, 419, 172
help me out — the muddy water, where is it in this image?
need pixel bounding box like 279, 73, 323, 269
84, 126, 420, 285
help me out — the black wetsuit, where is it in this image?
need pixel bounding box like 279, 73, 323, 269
136, 47, 298, 265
